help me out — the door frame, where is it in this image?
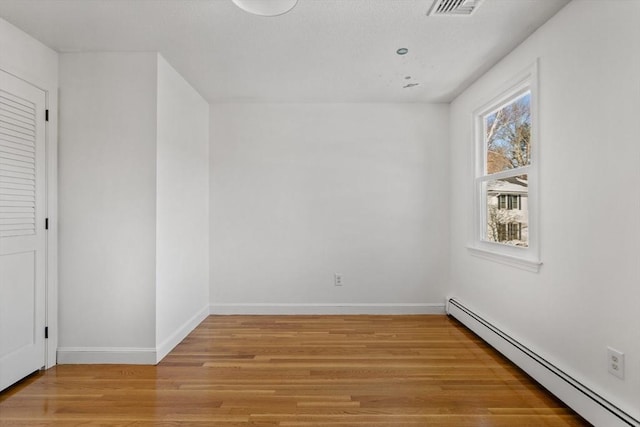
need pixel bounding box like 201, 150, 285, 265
44, 85, 57, 369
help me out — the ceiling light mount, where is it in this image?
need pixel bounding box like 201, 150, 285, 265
231, 0, 299, 17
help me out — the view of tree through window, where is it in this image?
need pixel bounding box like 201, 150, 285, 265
483, 92, 531, 247
486, 93, 531, 174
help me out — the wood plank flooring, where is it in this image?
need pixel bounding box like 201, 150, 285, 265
0, 315, 591, 426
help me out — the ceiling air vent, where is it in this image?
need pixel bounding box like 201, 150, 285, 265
427, 0, 483, 16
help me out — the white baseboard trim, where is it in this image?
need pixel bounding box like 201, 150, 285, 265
155, 305, 210, 363
56, 347, 157, 365
57, 305, 209, 365
447, 298, 639, 427
209, 303, 445, 315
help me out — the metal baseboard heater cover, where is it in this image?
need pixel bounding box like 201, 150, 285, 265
447, 298, 639, 427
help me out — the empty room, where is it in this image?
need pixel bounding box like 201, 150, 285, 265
0, 0, 638, 426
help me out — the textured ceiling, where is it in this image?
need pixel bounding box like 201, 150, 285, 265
0, 0, 570, 103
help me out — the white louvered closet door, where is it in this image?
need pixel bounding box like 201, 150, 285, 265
0, 69, 46, 392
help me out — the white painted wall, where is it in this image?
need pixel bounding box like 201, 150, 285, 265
59, 53, 158, 350
156, 56, 210, 359
59, 52, 210, 363
210, 103, 449, 313
449, 0, 640, 420
0, 17, 59, 368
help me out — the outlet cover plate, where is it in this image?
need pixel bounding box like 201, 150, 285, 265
334, 273, 343, 286
607, 347, 624, 379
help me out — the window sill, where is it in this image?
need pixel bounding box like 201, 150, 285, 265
467, 246, 542, 272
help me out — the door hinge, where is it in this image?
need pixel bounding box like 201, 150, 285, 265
45, 109, 49, 122
45, 327, 49, 339
45, 218, 49, 230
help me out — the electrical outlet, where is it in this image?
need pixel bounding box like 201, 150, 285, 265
334, 273, 343, 286
607, 347, 625, 379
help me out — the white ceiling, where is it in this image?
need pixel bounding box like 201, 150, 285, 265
0, 0, 570, 103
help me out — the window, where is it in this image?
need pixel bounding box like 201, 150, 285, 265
497, 223, 521, 242
497, 195, 521, 210
469, 62, 540, 271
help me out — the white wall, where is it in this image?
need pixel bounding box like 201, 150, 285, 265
210, 103, 449, 313
0, 17, 59, 368
156, 56, 210, 359
59, 52, 210, 363
449, 0, 640, 420
59, 53, 158, 351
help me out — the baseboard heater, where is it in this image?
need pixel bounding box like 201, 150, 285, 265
447, 298, 639, 427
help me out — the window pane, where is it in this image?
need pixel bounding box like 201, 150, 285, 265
485, 92, 531, 174
485, 175, 528, 247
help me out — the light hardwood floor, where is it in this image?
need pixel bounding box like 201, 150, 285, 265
0, 315, 591, 426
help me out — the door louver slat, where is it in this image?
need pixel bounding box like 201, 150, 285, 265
0, 91, 36, 238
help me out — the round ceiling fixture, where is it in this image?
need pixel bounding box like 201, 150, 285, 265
396, 48, 409, 55
231, 0, 299, 17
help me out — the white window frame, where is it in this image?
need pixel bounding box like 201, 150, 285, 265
468, 61, 541, 272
